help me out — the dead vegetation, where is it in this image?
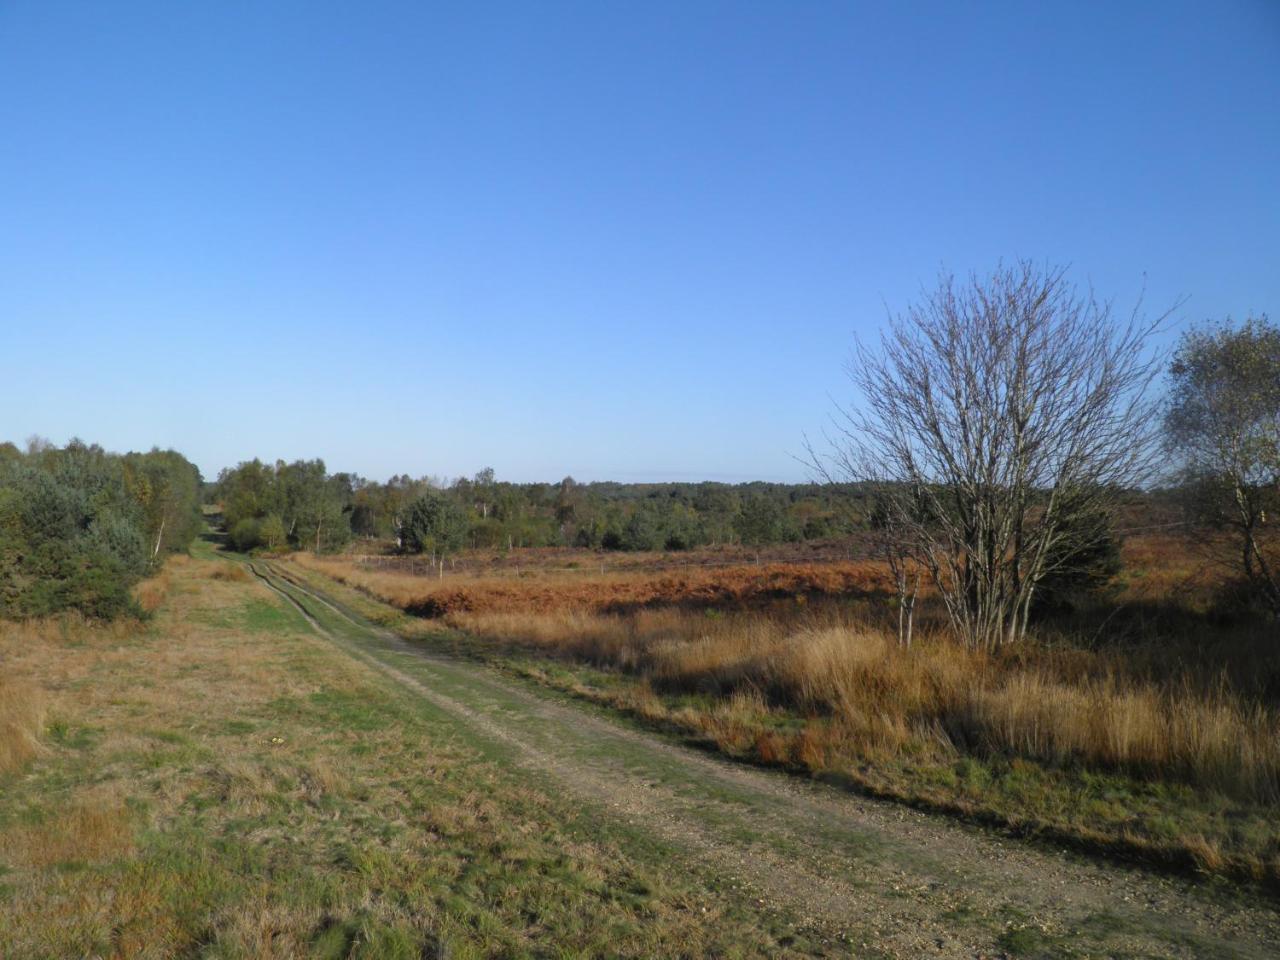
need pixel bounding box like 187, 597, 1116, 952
209, 562, 250, 582
451, 604, 1280, 807
0, 677, 45, 776
293, 551, 892, 616
291, 532, 1280, 881
0, 791, 134, 867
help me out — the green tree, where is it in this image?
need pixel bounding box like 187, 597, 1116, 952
0, 439, 201, 619
620, 501, 667, 551
734, 496, 783, 554
217, 458, 353, 553
229, 518, 261, 552
259, 514, 288, 551
472, 466, 497, 519
217, 459, 276, 532
1165, 315, 1280, 616
124, 449, 202, 566
402, 491, 468, 560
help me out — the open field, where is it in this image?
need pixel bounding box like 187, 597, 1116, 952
5, 5, 1277, 957
289, 534, 1280, 884
2, 533, 1278, 956
0, 541, 844, 958
296, 549, 892, 617
293, 532, 1229, 617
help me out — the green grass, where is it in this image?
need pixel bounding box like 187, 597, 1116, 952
241, 596, 309, 634
0, 555, 836, 959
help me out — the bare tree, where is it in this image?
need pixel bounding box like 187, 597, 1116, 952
817, 262, 1169, 650
867, 487, 923, 647
1164, 316, 1280, 617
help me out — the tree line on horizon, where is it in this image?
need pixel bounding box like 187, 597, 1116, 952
213, 461, 864, 559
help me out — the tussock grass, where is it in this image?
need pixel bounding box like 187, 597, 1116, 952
433, 604, 1280, 881
134, 574, 170, 613
451, 606, 1280, 807
0, 677, 45, 776
3, 611, 149, 648
210, 563, 250, 583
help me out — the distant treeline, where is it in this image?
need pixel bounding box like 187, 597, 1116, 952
214, 461, 864, 555
0, 439, 203, 618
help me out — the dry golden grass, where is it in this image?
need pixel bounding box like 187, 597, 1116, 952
450, 604, 1280, 805
0, 791, 134, 867
0, 676, 45, 776
210, 563, 250, 582
133, 570, 171, 613
279, 534, 1280, 881
290, 535, 1280, 809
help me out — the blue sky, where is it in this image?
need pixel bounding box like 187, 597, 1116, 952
1, 2, 1276, 483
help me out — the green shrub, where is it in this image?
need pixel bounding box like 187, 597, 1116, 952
229, 518, 262, 553
0, 440, 201, 619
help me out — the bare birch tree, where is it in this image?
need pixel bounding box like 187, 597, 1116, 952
1164, 316, 1280, 617
818, 262, 1169, 650
868, 486, 923, 647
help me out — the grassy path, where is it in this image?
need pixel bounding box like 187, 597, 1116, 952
3, 543, 844, 958
258, 557, 1280, 959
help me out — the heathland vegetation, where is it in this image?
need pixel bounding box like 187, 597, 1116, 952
287, 528, 1280, 881
237, 266, 1280, 882
1, 264, 1276, 956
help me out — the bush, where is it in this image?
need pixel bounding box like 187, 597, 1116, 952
228, 518, 261, 553
402, 492, 467, 556
1210, 578, 1279, 624
259, 514, 287, 551
1033, 507, 1123, 616
0, 441, 201, 620
664, 531, 692, 551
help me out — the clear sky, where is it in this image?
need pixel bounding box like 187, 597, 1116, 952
1, 2, 1276, 483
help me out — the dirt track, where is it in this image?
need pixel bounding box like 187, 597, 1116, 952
252, 559, 1280, 959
